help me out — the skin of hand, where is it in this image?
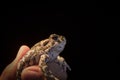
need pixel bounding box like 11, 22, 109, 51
0, 45, 67, 80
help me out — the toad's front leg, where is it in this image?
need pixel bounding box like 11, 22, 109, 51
55, 56, 71, 72
38, 54, 59, 80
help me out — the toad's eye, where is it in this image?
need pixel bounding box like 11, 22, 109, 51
52, 35, 58, 40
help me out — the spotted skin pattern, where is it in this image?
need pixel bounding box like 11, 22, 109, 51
16, 34, 71, 80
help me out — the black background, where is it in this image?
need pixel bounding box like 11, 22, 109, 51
0, 3, 96, 80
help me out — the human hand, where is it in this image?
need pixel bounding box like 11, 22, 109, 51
0, 45, 45, 80
0, 45, 67, 80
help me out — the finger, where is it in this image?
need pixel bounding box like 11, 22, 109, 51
15, 45, 30, 63
12, 45, 30, 77
0, 45, 30, 80
21, 66, 46, 80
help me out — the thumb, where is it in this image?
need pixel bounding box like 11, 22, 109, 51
21, 66, 46, 80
